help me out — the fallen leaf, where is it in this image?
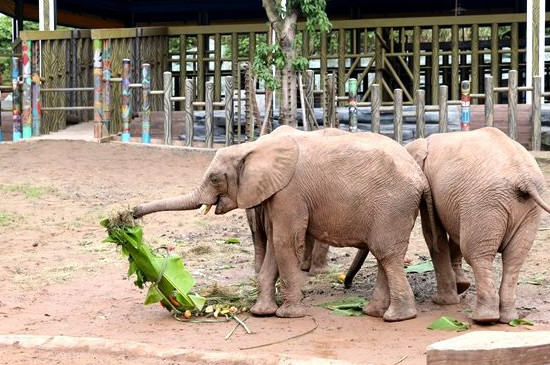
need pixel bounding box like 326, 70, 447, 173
427, 316, 470, 332
508, 318, 534, 327
405, 260, 434, 273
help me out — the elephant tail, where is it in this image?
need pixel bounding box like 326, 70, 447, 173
421, 183, 445, 254
523, 183, 550, 214
344, 248, 369, 289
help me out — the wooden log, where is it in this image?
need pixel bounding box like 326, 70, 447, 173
426, 330, 550, 365
439, 85, 448, 133
371, 83, 380, 134
348, 78, 358, 132
102, 39, 111, 135
394, 88, 403, 144
224, 76, 234, 146
413, 26, 420, 94
184, 78, 194, 147
93, 39, 102, 139
205, 81, 214, 148
508, 70, 518, 140
21, 40, 32, 139
121, 58, 131, 142
484, 75, 494, 127
163, 71, 172, 145
491, 23, 499, 103
415, 89, 425, 138
141, 63, 151, 144
11, 57, 22, 141
532, 76, 541, 151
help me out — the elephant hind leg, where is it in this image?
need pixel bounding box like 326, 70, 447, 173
363, 263, 390, 317
308, 241, 329, 276
498, 212, 539, 323
450, 239, 470, 294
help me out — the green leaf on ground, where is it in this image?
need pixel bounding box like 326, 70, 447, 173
521, 274, 546, 285
405, 260, 434, 273
427, 316, 470, 332
224, 238, 241, 244
317, 297, 366, 316
508, 318, 534, 327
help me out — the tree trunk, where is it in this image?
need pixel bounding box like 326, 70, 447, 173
278, 12, 298, 127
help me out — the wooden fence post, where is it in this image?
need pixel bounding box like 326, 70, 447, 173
532, 76, 541, 151
121, 58, 131, 142
394, 88, 403, 144
326, 73, 336, 128
184, 78, 194, 147
163, 71, 172, 145
205, 81, 214, 148
371, 84, 381, 134
305, 70, 314, 130
508, 70, 518, 141
348, 78, 358, 132
415, 89, 425, 138
460, 80, 471, 131
141, 63, 151, 144
21, 40, 32, 139
93, 39, 103, 140
11, 57, 22, 141
439, 85, 448, 133
484, 75, 494, 127
224, 76, 234, 146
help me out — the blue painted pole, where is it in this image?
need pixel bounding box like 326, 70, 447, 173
460, 80, 471, 131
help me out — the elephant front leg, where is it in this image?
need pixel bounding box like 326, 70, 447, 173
272, 223, 308, 318
250, 236, 279, 316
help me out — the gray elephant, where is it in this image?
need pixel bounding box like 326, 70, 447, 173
401, 127, 550, 323
133, 130, 436, 321
247, 126, 348, 275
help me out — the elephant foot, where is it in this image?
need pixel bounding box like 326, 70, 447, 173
308, 263, 329, 276
432, 292, 460, 305
363, 301, 388, 318
275, 303, 307, 318
383, 303, 417, 322
472, 302, 499, 324
300, 261, 311, 272
250, 300, 278, 316
498, 306, 518, 324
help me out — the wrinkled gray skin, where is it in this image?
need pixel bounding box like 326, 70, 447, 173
248, 126, 348, 275
404, 127, 550, 324
133, 128, 435, 321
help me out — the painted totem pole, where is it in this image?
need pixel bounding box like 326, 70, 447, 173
11, 57, 22, 141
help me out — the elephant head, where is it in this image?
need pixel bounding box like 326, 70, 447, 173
133, 135, 299, 218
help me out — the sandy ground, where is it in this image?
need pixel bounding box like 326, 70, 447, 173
1, 140, 549, 365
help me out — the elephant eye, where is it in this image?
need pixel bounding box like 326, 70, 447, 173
209, 175, 219, 185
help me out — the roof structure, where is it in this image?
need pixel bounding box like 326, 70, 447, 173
0, 0, 532, 28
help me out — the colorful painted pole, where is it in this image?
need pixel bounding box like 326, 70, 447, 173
0, 65, 2, 142
21, 41, 32, 139
11, 57, 22, 141
102, 39, 111, 134
348, 78, 357, 133
141, 63, 151, 144
460, 80, 471, 131
121, 58, 131, 142
31, 41, 41, 137
93, 39, 103, 139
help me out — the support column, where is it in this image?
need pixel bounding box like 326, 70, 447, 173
31, 41, 41, 137
39, 0, 57, 31
12, 0, 23, 41
102, 39, 111, 135
21, 41, 32, 139
526, 0, 545, 102
11, 57, 21, 141
93, 40, 103, 140
121, 59, 131, 142
141, 63, 151, 144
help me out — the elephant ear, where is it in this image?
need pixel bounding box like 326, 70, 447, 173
237, 135, 299, 209
405, 138, 429, 169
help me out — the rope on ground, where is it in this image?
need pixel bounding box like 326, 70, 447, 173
239, 317, 318, 350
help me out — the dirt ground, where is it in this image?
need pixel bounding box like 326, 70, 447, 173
1, 140, 550, 365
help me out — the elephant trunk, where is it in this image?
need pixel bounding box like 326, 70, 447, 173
133, 188, 203, 218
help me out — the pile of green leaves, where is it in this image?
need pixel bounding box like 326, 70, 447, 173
101, 215, 205, 314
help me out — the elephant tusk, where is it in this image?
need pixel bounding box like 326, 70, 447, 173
199, 204, 212, 215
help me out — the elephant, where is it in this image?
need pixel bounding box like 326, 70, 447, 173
400, 127, 550, 323
247, 126, 348, 275
133, 130, 437, 321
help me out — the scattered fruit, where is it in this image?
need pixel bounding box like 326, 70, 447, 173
338, 274, 346, 282
184, 310, 192, 319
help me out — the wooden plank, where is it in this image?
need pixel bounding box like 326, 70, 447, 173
491, 23, 499, 103
471, 24, 479, 103
451, 24, 459, 101
439, 85, 448, 133
415, 89, 425, 138
431, 25, 439, 105
371, 83, 380, 133
91, 28, 136, 40
532, 76, 541, 151
413, 26, 420, 94
511, 22, 519, 72
338, 29, 346, 101
508, 70, 518, 140
427, 331, 550, 365
394, 88, 403, 143
20, 29, 73, 41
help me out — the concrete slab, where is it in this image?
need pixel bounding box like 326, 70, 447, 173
426, 331, 550, 365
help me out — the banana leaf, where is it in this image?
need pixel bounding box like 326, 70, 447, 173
101, 219, 205, 313
427, 316, 470, 332
317, 297, 366, 316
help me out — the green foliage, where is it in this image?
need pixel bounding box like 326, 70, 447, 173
427, 316, 470, 332
404, 260, 434, 273
317, 297, 366, 316
508, 318, 534, 327
253, 41, 285, 90
289, 0, 332, 33
101, 218, 205, 312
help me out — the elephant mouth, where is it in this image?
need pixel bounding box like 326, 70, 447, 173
199, 196, 221, 215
